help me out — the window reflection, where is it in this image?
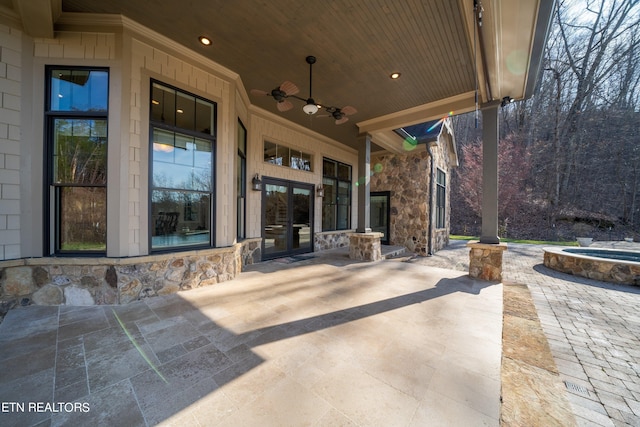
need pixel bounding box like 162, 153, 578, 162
47, 67, 109, 254
151, 190, 211, 248
264, 141, 312, 171
322, 158, 352, 231
50, 69, 108, 112
150, 81, 216, 250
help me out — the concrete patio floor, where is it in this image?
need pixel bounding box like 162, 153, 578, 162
0, 248, 503, 426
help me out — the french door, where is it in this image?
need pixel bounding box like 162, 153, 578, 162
371, 191, 390, 245
262, 178, 314, 259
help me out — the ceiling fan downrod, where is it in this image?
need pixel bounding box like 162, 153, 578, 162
303, 55, 318, 115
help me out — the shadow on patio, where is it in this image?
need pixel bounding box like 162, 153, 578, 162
0, 253, 503, 426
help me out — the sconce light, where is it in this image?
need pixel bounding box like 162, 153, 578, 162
251, 174, 262, 191
316, 185, 324, 198
501, 96, 514, 107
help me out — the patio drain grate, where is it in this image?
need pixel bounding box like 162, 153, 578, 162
564, 380, 589, 396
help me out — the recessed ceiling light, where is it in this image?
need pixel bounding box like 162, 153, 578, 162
198, 36, 212, 46
390, 72, 401, 79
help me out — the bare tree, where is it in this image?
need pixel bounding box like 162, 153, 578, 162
451, 0, 640, 240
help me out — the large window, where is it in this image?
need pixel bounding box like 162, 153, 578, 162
46, 67, 109, 254
436, 168, 446, 229
322, 158, 351, 231
237, 120, 247, 240
150, 81, 216, 250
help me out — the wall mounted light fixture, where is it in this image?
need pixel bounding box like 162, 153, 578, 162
501, 96, 514, 107
251, 174, 262, 191
316, 185, 324, 198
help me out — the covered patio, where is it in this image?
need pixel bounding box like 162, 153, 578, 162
0, 0, 555, 263
0, 250, 503, 426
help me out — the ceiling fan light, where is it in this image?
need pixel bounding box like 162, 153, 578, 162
303, 102, 318, 115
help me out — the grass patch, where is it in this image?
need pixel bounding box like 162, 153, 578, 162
450, 235, 578, 246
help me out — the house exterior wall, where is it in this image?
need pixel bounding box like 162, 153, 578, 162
0, 24, 22, 261
246, 113, 358, 240
370, 132, 455, 255
0, 16, 361, 304
432, 132, 456, 251
371, 149, 431, 255
0, 16, 358, 263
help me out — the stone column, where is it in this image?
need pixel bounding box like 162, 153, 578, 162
467, 240, 508, 281
481, 105, 500, 244
356, 133, 372, 233
349, 232, 383, 261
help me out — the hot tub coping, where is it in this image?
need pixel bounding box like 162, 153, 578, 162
543, 246, 640, 267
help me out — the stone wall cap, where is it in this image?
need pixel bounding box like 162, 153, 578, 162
316, 230, 355, 236
348, 232, 384, 238
467, 240, 508, 251
1, 245, 241, 268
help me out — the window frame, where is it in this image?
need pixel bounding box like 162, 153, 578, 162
148, 80, 217, 253
322, 157, 352, 231
237, 119, 247, 240
435, 168, 446, 229
264, 140, 313, 172
44, 66, 110, 255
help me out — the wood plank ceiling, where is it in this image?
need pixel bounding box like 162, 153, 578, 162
4, 0, 554, 150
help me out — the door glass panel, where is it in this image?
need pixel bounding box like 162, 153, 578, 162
263, 180, 314, 258
371, 194, 389, 244
264, 184, 289, 256
292, 187, 311, 250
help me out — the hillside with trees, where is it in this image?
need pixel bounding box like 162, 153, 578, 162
450, 0, 640, 241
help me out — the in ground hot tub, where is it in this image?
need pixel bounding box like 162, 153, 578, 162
544, 247, 640, 285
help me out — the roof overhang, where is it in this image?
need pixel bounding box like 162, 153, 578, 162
0, 0, 555, 151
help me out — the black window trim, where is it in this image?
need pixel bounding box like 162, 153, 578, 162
435, 168, 446, 229
322, 157, 352, 231
237, 118, 247, 241
44, 65, 110, 256
148, 79, 218, 253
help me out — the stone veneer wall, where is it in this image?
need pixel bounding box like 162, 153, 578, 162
240, 238, 262, 266
314, 231, 354, 252
370, 151, 430, 255
0, 239, 261, 306
349, 233, 383, 261
370, 138, 455, 255
468, 241, 508, 281
433, 229, 450, 252
544, 250, 640, 285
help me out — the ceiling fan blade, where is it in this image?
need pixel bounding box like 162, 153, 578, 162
341, 105, 357, 116
277, 100, 293, 112
335, 116, 349, 125
250, 89, 269, 96
279, 81, 299, 96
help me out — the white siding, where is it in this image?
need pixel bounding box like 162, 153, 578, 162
0, 24, 22, 260
5, 16, 359, 260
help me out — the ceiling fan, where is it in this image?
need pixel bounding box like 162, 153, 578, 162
250, 56, 356, 124
293, 56, 358, 124
317, 105, 358, 125
250, 81, 299, 112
